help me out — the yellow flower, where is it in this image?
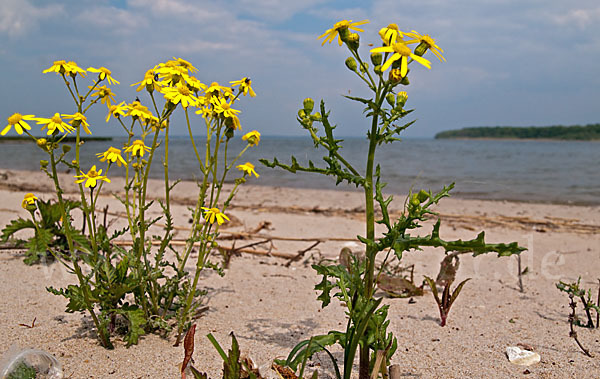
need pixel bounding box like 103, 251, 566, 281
74, 165, 111, 188
21, 193, 38, 209
212, 97, 240, 118
230, 77, 256, 97
63, 112, 91, 134
173, 57, 198, 73
242, 130, 260, 146
378, 24, 403, 46
87, 66, 120, 85
163, 82, 199, 108
124, 139, 151, 157
2, 113, 36, 136
35, 113, 75, 135
42, 60, 87, 77
97, 147, 127, 167
106, 101, 127, 122
183, 75, 206, 93
205, 82, 233, 98
318, 19, 369, 46
403, 30, 446, 62
201, 207, 230, 225
125, 101, 154, 122
131, 69, 161, 92
64, 61, 87, 77
90, 85, 117, 107
156, 62, 188, 86
370, 42, 431, 76
237, 162, 259, 178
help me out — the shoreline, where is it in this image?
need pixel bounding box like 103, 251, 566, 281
435, 136, 600, 142
1, 167, 598, 207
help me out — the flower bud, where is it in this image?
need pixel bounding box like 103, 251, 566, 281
400, 76, 410, 85
374, 65, 382, 75
397, 91, 408, 108
414, 42, 429, 57
370, 53, 382, 66
417, 189, 429, 203
410, 194, 420, 207
347, 33, 360, 50
225, 127, 234, 139
298, 109, 307, 119
359, 62, 369, 74
36, 138, 47, 147
345, 57, 358, 72
303, 98, 314, 113
40, 160, 49, 168
385, 94, 396, 107
311, 112, 322, 121
62, 144, 71, 153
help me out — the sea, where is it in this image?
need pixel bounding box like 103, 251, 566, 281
0, 136, 598, 205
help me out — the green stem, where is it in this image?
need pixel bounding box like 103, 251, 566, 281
49, 150, 113, 348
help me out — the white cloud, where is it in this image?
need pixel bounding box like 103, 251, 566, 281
0, 0, 63, 37
553, 7, 600, 28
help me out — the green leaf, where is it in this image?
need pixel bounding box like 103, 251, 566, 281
281, 332, 344, 371
1, 218, 35, 241
117, 305, 146, 346
448, 278, 471, 309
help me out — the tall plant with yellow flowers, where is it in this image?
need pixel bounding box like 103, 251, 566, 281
1, 58, 260, 348
263, 21, 524, 379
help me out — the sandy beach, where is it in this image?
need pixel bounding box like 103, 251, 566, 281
1, 168, 599, 378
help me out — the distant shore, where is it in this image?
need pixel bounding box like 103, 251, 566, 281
437, 137, 600, 142
435, 124, 600, 140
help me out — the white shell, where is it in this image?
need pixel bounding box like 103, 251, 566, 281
505, 346, 541, 366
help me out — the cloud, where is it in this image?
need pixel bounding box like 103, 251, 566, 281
0, 0, 63, 37
552, 6, 600, 28
76, 6, 148, 35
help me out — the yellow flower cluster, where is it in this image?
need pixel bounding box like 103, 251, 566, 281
318, 20, 445, 79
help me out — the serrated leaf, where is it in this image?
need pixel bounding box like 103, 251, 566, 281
1, 218, 35, 241
118, 305, 146, 346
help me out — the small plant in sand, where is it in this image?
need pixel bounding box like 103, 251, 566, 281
556, 278, 600, 357
1, 59, 260, 348
262, 20, 525, 379
2, 195, 81, 264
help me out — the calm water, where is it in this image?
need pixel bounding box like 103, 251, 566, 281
1, 137, 598, 205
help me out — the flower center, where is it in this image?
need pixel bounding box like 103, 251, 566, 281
89, 168, 99, 177
53, 60, 67, 66
108, 147, 120, 154
8, 113, 22, 125
392, 43, 412, 56
334, 20, 350, 30
100, 67, 111, 76
178, 85, 191, 96
386, 23, 399, 31
221, 102, 230, 110
51, 114, 62, 123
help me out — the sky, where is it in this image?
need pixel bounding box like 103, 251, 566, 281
1, 0, 599, 137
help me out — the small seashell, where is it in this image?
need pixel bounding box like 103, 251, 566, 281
506, 346, 540, 366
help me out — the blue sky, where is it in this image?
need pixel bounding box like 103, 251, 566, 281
1, 0, 599, 137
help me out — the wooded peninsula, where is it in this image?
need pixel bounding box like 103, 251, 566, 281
435, 123, 600, 140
